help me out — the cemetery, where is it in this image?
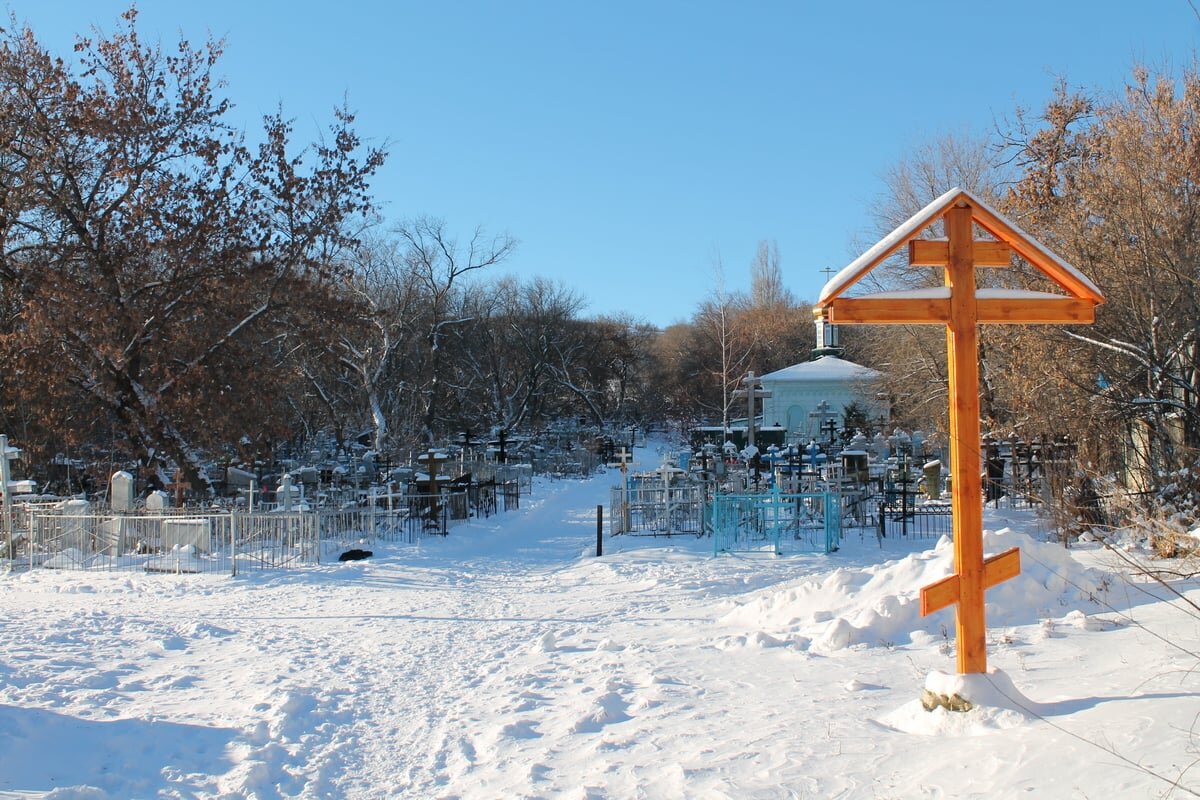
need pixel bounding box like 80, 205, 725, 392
0, 424, 619, 575
609, 417, 1071, 553
2, 7, 1200, 798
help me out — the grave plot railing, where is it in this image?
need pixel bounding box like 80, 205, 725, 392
838, 489, 880, 532
501, 480, 520, 512
465, 480, 499, 519
228, 513, 319, 573
528, 450, 602, 478
5, 507, 431, 575
711, 491, 839, 555
455, 460, 534, 494
608, 484, 706, 536
399, 494, 454, 537
877, 500, 953, 540
984, 485, 1045, 510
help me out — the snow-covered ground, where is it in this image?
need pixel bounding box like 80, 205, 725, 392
1, 443, 1197, 799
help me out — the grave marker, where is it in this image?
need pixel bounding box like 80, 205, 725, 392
733, 371, 771, 449
166, 469, 191, 507
816, 187, 1104, 674
110, 471, 135, 512
0, 435, 19, 542
808, 400, 839, 443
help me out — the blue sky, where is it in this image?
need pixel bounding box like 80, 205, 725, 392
12, 2, 1200, 327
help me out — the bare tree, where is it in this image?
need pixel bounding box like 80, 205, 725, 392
848, 130, 1013, 436
395, 218, 516, 442
750, 240, 792, 309
695, 259, 755, 433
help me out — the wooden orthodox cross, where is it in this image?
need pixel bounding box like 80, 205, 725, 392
733, 371, 771, 449
166, 469, 191, 508
816, 188, 1104, 674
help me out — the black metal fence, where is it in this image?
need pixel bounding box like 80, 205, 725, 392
877, 499, 953, 540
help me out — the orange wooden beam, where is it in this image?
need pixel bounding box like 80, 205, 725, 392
969, 201, 1105, 304
921, 547, 1022, 616
945, 203, 988, 674
975, 297, 1096, 324
910, 238, 1012, 267
829, 296, 1096, 325
826, 296, 950, 324
920, 573, 960, 616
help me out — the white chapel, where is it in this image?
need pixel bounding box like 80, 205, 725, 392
758, 312, 886, 441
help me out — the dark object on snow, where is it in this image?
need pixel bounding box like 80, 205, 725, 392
338, 549, 373, 562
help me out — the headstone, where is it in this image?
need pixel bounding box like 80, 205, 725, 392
61, 497, 91, 553
111, 471, 135, 512
278, 473, 295, 512
923, 459, 943, 500
162, 517, 211, 552
146, 490, 170, 511
872, 432, 888, 461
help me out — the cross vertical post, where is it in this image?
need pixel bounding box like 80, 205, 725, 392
944, 203, 987, 672
733, 372, 771, 449
167, 469, 191, 508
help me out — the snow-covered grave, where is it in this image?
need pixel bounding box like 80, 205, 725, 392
0, 435, 1194, 797
5, 490, 409, 575
1, 449, 543, 574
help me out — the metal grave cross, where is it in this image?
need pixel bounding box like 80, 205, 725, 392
815, 188, 1105, 674
808, 400, 839, 442
610, 446, 633, 472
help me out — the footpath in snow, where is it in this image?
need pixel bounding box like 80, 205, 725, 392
0, 446, 1197, 799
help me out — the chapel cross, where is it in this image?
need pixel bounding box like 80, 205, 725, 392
816, 188, 1104, 674
733, 371, 772, 449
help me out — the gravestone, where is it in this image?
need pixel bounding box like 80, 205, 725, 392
110, 471, 135, 512
61, 497, 91, 553
872, 432, 888, 461
277, 473, 297, 512
146, 490, 170, 511
923, 459, 943, 500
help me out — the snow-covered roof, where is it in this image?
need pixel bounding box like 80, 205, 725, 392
818, 187, 1105, 306
842, 287, 1071, 302
759, 355, 881, 383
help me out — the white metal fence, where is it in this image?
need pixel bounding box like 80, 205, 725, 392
2, 506, 422, 575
